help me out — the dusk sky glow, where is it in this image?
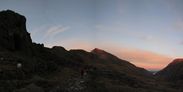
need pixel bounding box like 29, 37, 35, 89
1, 0, 183, 70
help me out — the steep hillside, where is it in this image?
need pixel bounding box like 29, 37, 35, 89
156, 58, 183, 81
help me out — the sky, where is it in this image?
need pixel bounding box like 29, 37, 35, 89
0, 0, 183, 70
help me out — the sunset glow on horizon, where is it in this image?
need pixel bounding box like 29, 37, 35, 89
1, 0, 183, 70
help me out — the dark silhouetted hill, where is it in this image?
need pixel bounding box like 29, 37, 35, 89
156, 58, 183, 81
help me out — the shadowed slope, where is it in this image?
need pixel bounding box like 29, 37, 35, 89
156, 58, 183, 81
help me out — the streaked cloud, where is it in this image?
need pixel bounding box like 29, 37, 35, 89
31, 25, 70, 38
31, 26, 47, 36
31, 25, 70, 43
44, 25, 70, 38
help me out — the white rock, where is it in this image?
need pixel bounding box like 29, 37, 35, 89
17, 63, 22, 68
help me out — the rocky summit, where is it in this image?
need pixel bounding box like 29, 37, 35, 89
0, 10, 33, 54
0, 10, 183, 92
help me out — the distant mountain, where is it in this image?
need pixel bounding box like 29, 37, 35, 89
91, 48, 152, 77
156, 58, 183, 81
0, 10, 182, 92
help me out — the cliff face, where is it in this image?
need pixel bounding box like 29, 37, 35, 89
0, 10, 32, 53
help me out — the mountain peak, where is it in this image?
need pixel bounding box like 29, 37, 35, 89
156, 58, 183, 81
171, 58, 183, 64
91, 48, 105, 53
167, 58, 183, 67
0, 10, 32, 54
91, 48, 119, 60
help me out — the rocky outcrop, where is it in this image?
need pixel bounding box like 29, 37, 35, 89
0, 10, 33, 54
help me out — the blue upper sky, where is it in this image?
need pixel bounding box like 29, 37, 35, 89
1, 0, 183, 70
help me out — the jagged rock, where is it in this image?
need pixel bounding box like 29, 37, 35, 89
0, 10, 33, 54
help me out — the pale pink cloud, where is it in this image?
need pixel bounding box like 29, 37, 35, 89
78, 42, 173, 70
45, 40, 173, 70
94, 44, 173, 70
116, 48, 173, 70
